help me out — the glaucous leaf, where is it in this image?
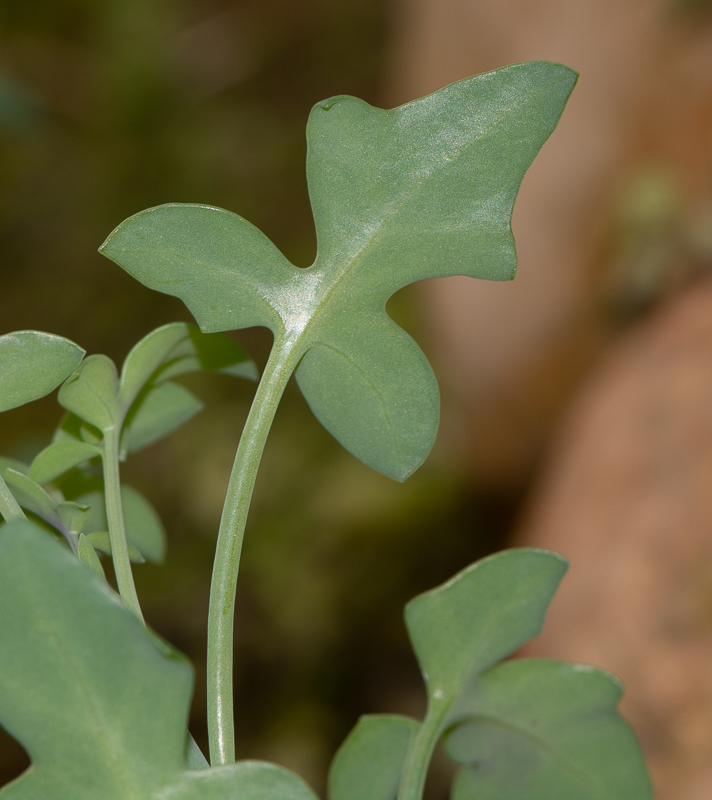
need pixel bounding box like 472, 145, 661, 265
329, 715, 418, 800
85, 531, 146, 563
0, 331, 84, 413
29, 441, 102, 485
52, 412, 102, 446
0, 520, 320, 800
445, 659, 653, 800
58, 354, 120, 433
100, 62, 577, 481
405, 549, 567, 714
2, 468, 62, 530
77, 532, 105, 578
0, 457, 28, 475
118, 485, 166, 564
72, 483, 166, 564
120, 381, 204, 455
119, 322, 256, 409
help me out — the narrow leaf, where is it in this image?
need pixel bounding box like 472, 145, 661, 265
120, 381, 204, 455
118, 485, 166, 564
2, 468, 61, 529
57, 354, 120, 433
329, 715, 418, 800
119, 322, 256, 409
72, 483, 167, 564
29, 441, 102, 485
0, 331, 84, 413
77, 532, 105, 578
445, 659, 653, 800
85, 531, 146, 564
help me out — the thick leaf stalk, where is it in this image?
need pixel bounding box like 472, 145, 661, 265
207, 336, 301, 765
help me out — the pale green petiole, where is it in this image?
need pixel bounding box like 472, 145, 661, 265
103, 428, 144, 623
206, 336, 301, 766
396, 698, 449, 800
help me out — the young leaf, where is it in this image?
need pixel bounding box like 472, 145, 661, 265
0, 331, 84, 413
71, 482, 167, 564
85, 531, 146, 563
120, 381, 205, 455
444, 659, 653, 800
57, 354, 121, 433
329, 715, 418, 800
100, 62, 577, 480
0, 520, 319, 800
119, 321, 256, 409
405, 549, 567, 717
2, 468, 63, 530
77, 532, 105, 578
29, 440, 102, 485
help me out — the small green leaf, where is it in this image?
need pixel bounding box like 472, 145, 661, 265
0, 456, 29, 475
100, 62, 577, 480
56, 501, 91, 534
29, 441, 102, 485
2, 468, 62, 529
405, 549, 567, 713
52, 412, 103, 446
58, 354, 120, 433
329, 715, 418, 800
119, 322, 256, 409
120, 382, 204, 455
0, 331, 84, 413
77, 532, 105, 578
444, 659, 653, 800
72, 483, 167, 564
85, 531, 146, 563
118, 485, 166, 564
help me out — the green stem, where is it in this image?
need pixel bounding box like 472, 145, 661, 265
0, 475, 25, 522
397, 698, 450, 800
103, 428, 144, 622
207, 337, 299, 766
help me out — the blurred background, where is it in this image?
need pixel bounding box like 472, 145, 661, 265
1, 1, 712, 798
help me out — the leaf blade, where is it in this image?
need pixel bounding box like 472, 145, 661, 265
0, 331, 84, 413
445, 659, 652, 800
329, 715, 419, 800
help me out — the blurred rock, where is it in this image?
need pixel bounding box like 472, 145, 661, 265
517, 277, 712, 799
388, 0, 712, 485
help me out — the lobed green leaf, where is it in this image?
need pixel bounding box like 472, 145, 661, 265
100, 62, 577, 480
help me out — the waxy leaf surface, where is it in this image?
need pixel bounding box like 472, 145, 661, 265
329, 715, 418, 800
100, 62, 577, 480
405, 549, 567, 715
0, 521, 319, 800
445, 659, 653, 800
0, 331, 84, 413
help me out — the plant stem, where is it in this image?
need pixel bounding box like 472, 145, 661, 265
397, 697, 450, 800
207, 337, 299, 766
103, 429, 144, 623
0, 475, 25, 522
